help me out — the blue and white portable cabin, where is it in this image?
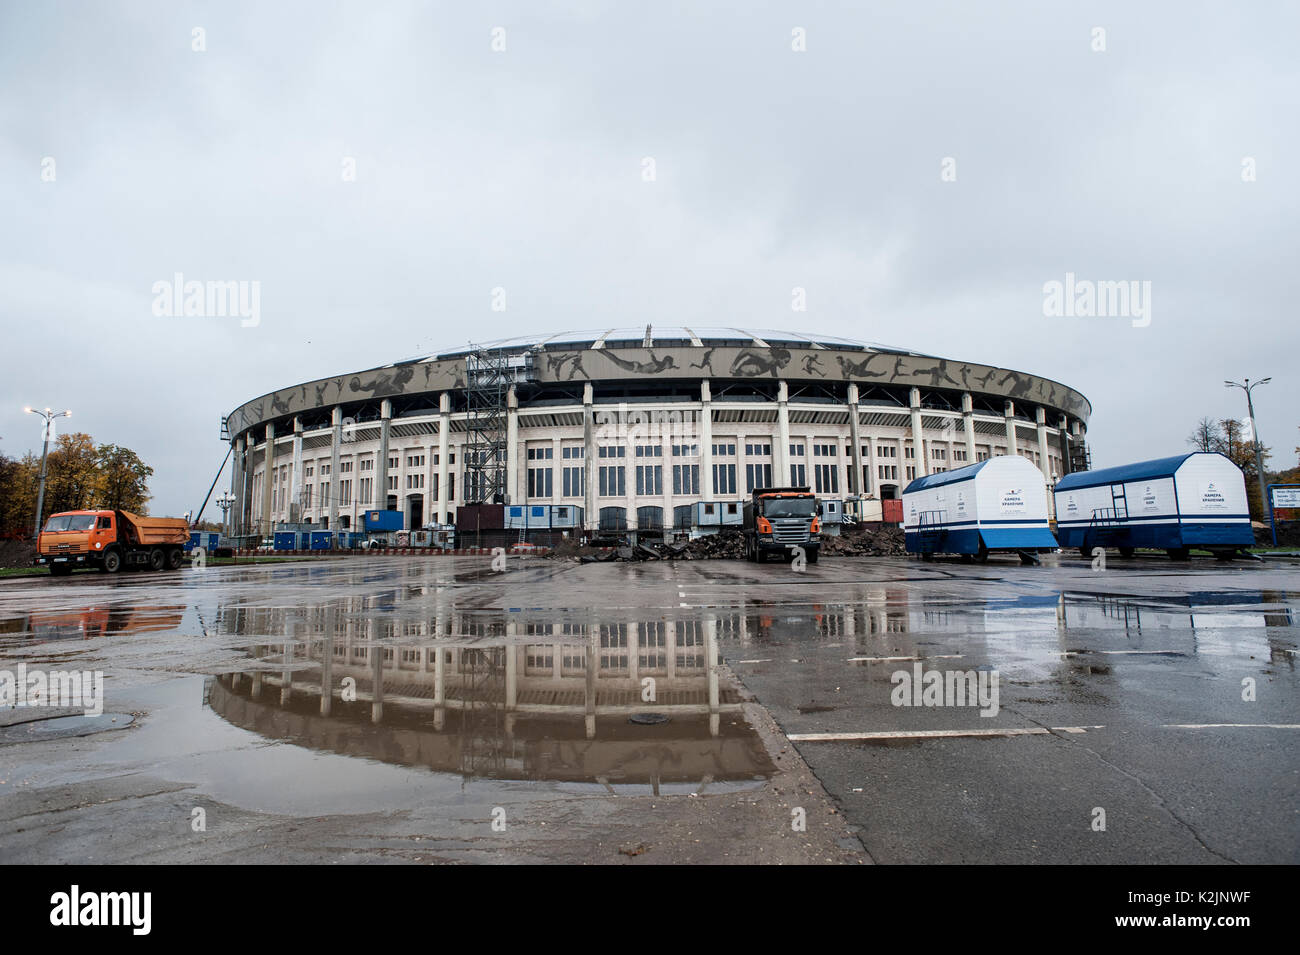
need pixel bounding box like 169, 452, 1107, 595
549, 504, 583, 528
903, 455, 1058, 560
818, 499, 844, 535
694, 500, 743, 529
505, 505, 546, 529
1053, 452, 1252, 559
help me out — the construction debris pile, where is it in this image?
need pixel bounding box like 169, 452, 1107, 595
547, 524, 906, 561
820, 523, 907, 557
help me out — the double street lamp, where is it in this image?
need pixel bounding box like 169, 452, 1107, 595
1224, 378, 1270, 521
24, 406, 72, 538
216, 490, 236, 539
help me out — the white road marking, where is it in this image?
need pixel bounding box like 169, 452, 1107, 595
1096, 650, 1183, 656
789, 725, 1104, 742
736, 659, 772, 664
847, 654, 963, 663
1162, 723, 1300, 730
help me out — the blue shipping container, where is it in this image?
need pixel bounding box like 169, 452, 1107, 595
364, 509, 403, 532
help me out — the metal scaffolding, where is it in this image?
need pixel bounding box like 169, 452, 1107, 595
463, 348, 511, 504
1069, 439, 1092, 474
463, 346, 535, 504
457, 646, 507, 778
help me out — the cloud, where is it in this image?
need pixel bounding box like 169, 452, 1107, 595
1, 1, 1296, 514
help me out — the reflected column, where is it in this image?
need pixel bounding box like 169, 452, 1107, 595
706, 613, 719, 738
321, 606, 335, 716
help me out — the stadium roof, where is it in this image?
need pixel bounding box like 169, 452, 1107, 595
422, 327, 932, 362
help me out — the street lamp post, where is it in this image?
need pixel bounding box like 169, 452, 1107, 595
1224, 377, 1270, 523
216, 490, 235, 540
24, 406, 71, 539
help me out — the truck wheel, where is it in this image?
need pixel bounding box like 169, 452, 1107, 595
148, 548, 165, 571
806, 549, 819, 564
167, 548, 185, 570
1118, 546, 1135, 558
50, 563, 72, 577
1166, 547, 1190, 561
103, 550, 122, 573
974, 543, 989, 564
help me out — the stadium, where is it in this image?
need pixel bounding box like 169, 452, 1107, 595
223, 328, 1092, 541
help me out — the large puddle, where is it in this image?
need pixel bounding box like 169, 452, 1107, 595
0, 561, 1294, 811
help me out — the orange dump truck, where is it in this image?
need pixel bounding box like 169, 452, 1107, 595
35, 510, 190, 575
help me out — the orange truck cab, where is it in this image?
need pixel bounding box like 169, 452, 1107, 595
35, 509, 189, 576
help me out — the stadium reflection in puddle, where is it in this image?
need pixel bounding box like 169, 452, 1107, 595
208, 599, 774, 789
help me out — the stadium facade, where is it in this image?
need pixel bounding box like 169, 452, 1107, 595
223, 328, 1091, 538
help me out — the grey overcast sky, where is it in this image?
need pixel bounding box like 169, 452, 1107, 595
2, 1, 1295, 517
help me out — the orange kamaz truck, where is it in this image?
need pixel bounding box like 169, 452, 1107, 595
35, 510, 190, 575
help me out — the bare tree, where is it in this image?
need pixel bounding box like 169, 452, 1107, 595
1186, 417, 1217, 452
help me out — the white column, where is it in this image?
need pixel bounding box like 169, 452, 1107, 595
775, 380, 790, 483
962, 393, 977, 464
437, 392, 450, 524
328, 408, 342, 532
583, 383, 596, 533
506, 385, 520, 505
909, 387, 927, 478
551, 434, 562, 503
735, 430, 747, 496
1004, 400, 1019, 456
231, 436, 245, 537
378, 398, 392, 512
699, 381, 714, 501
659, 430, 672, 531
260, 422, 275, 536
847, 384, 863, 497
1036, 407, 1051, 479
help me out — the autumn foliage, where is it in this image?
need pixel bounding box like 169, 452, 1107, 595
0, 432, 154, 537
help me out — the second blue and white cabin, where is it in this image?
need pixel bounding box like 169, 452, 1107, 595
1053, 451, 1252, 558
903, 455, 1058, 558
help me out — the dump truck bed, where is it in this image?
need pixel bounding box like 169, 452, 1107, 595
119, 511, 190, 546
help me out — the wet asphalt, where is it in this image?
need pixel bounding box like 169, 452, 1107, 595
0, 551, 1296, 864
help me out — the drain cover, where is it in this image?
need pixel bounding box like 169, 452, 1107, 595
628, 713, 670, 725
0, 712, 135, 744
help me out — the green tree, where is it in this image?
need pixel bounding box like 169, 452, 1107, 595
97, 444, 153, 513
42, 433, 102, 518
0, 452, 39, 536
